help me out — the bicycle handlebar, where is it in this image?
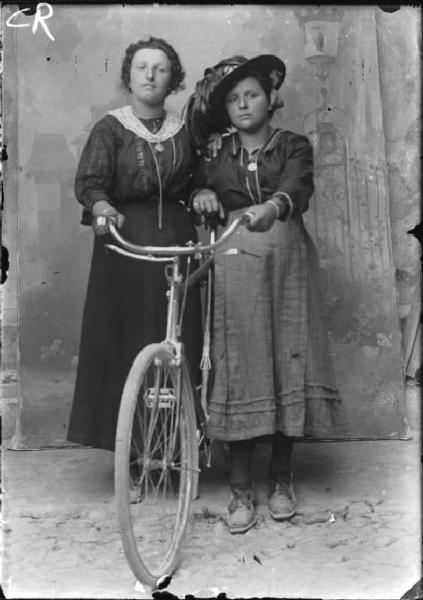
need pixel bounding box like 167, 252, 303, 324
99, 212, 252, 258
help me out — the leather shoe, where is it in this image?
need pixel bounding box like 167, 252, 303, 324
268, 475, 297, 520
228, 486, 258, 534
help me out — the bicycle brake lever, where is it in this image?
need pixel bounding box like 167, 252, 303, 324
223, 248, 261, 258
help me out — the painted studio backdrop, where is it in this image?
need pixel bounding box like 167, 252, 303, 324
2, 5, 420, 447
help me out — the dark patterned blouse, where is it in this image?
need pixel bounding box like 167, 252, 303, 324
192, 129, 314, 217
74, 106, 195, 227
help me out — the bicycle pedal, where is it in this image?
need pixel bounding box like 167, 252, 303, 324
144, 387, 176, 409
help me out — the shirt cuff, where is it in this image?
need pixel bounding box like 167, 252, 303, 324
80, 190, 113, 213
272, 192, 294, 221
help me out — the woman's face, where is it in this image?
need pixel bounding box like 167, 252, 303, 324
225, 76, 270, 133
129, 48, 172, 107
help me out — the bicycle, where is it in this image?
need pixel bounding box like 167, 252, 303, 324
95, 211, 251, 589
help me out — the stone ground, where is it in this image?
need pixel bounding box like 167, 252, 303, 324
1, 386, 421, 599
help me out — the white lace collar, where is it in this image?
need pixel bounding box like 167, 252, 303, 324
108, 105, 184, 142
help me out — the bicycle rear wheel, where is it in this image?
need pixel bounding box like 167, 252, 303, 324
115, 343, 197, 587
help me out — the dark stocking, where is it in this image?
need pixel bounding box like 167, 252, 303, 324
228, 438, 255, 490
268, 432, 294, 483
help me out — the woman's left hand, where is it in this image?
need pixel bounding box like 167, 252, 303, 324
207, 133, 223, 158
245, 202, 278, 232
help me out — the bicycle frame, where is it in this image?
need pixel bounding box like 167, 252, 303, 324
101, 212, 250, 419
108, 211, 251, 585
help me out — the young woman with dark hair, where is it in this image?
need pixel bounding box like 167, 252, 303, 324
67, 37, 202, 455
187, 55, 344, 534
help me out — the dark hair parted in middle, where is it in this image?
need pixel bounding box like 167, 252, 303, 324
120, 36, 185, 95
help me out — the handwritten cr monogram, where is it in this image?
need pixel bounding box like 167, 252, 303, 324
6, 3, 55, 41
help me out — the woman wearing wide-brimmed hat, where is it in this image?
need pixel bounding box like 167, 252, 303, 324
186, 54, 344, 534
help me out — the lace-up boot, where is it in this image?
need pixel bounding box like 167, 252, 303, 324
228, 485, 258, 533
268, 474, 297, 520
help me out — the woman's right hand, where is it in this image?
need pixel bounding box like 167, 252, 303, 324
92, 200, 125, 235
191, 189, 225, 220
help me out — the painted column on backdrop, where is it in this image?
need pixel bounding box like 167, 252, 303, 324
294, 6, 406, 437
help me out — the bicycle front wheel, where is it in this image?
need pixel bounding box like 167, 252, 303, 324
115, 343, 197, 587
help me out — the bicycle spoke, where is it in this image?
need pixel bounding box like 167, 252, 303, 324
149, 406, 171, 459
143, 401, 161, 466
130, 363, 181, 499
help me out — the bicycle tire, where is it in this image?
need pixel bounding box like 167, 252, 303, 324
115, 343, 197, 587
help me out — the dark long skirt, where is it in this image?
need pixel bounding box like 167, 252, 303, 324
206, 210, 345, 441
67, 201, 203, 451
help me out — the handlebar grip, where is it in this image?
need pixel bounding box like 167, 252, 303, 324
93, 215, 117, 229
93, 215, 108, 228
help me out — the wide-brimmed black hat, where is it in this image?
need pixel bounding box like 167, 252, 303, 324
207, 54, 286, 113
183, 54, 286, 153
